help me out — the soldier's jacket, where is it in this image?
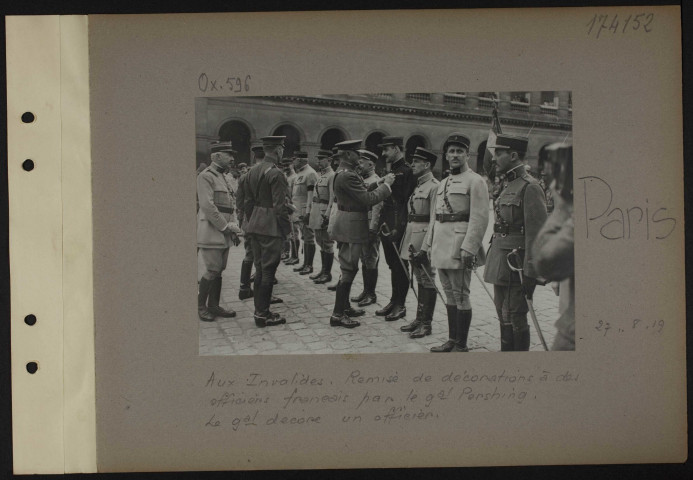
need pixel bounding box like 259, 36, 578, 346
235, 171, 250, 228
308, 166, 335, 230
399, 172, 439, 260
483, 168, 547, 285
361, 171, 383, 233
422, 169, 490, 270
328, 168, 392, 244
243, 157, 292, 239
291, 165, 318, 221
197, 164, 238, 249
326, 167, 344, 233
379, 158, 416, 241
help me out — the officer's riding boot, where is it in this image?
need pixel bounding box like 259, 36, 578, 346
309, 251, 325, 280
314, 253, 333, 284
282, 241, 293, 264
330, 281, 349, 326
344, 278, 366, 318
401, 284, 425, 332
253, 283, 270, 328
500, 322, 514, 351
431, 305, 458, 352
198, 277, 216, 322
385, 276, 406, 321
453, 309, 472, 352
513, 324, 531, 351
358, 269, 378, 307
411, 287, 436, 338
238, 261, 254, 300
264, 281, 286, 326
298, 244, 315, 275
334, 281, 361, 328
207, 278, 236, 318
351, 269, 369, 303
375, 269, 397, 316
286, 239, 300, 265
270, 272, 283, 304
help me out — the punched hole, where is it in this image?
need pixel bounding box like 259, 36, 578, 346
24, 314, 37, 326
22, 159, 34, 171
26, 362, 38, 374
21, 112, 35, 123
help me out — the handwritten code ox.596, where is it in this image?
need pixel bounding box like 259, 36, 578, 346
586, 13, 654, 38
198, 73, 251, 93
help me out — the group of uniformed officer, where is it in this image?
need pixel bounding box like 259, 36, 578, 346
197, 129, 550, 352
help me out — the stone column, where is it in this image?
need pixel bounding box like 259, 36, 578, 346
557, 91, 570, 119
529, 91, 542, 115
498, 92, 512, 112
465, 92, 479, 109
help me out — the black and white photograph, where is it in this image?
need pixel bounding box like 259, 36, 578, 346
196, 92, 574, 355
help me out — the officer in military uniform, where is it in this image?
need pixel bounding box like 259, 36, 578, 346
291, 151, 318, 275
483, 133, 547, 351
420, 134, 490, 352
399, 147, 440, 338
349, 149, 383, 307
243, 136, 292, 327
197, 141, 243, 322
328, 140, 395, 328
283, 158, 299, 265
375, 136, 417, 321
308, 149, 336, 284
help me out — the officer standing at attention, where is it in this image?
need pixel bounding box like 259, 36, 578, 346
197, 141, 243, 322
420, 134, 489, 352
399, 147, 440, 338
483, 133, 547, 351
291, 150, 318, 275
350, 149, 383, 307
243, 136, 292, 327
328, 140, 395, 328
283, 157, 299, 265
375, 136, 416, 321
308, 149, 336, 284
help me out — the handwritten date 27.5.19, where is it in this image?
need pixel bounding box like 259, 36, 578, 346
595, 318, 664, 337
586, 13, 653, 38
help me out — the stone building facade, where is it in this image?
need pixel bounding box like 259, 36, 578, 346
195, 92, 572, 178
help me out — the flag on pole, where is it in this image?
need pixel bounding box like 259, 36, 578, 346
483, 105, 503, 179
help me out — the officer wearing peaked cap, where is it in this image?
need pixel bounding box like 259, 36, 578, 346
243, 136, 292, 327
350, 149, 383, 306
291, 150, 318, 275
308, 149, 337, 284
399, 147, 440, 338
328, 140, 396, 328
421, 133, 490, 352
375, 136, 417, 321
282, 155, 299, 264
197, 141, 243, 322
484, 133, 547, 351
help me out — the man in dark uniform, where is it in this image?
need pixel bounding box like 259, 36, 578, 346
328, 140, 395, 328
291, 150, 318, 275
483, 133, 547, 351
308, 149, 336, 284
400, 147, 440, 338
243, 136, 292, 327
349, 150, 383, 306
375, 136, 417, 321
197, 141, 242, 322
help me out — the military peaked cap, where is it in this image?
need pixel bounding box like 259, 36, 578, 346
412, 147, 438, 166
210, 141, 237, 154
251, 145, 264, 153
237, 163, 248, 169
444, 133, 471, 151
316, 149, 332, 158
378, 136, 404, 148
494, 134, 529, 154
293, 151, 308, 159
335, 139, 363, 151
261, 135, 286, 146
357, 149, 378, 163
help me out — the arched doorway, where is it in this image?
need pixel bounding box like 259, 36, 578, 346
320, 128, 347, 151
272, 124, 302, 158
218, 120, 252, 166
405, 135, 428, 165
364, 131, 387, 176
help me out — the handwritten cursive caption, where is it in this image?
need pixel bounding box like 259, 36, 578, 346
198, 73, 251, 94
201, 368, 581, 431
595, 318, 665, 337
586, 13, 654, 38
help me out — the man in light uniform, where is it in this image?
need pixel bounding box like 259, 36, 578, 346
283, 157, 299, 265
197, 141, 243, 322
400, 147, 440, 338
291, 150, 318, 275
308, 149, 336, 284
421, 133, 490, 352
349, 149, 383, 307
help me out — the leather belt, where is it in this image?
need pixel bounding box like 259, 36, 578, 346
435, 213, 469, 223
315, 198, 329, 204
339, 205, 368, 213
493, 223, 524, 234
408, 214, 430, 222
216, 205, 235, 214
